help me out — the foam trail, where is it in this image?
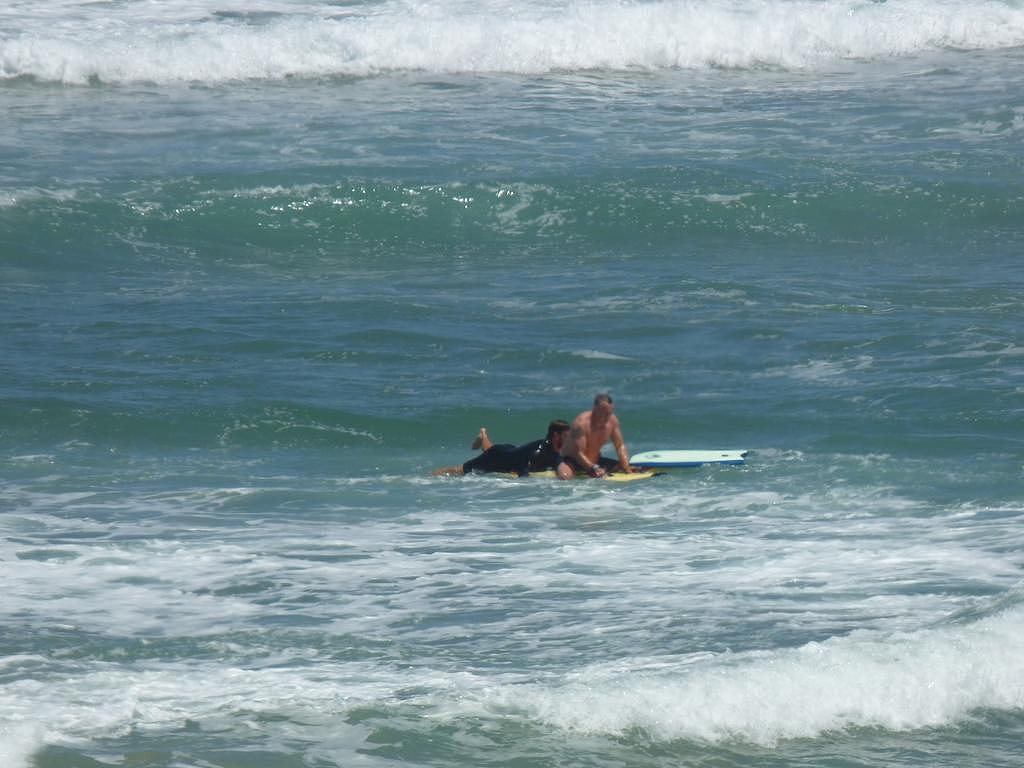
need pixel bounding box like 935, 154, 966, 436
487, 606, 1024, 745
3, 0, 1024, 84
0, 723, 40, 768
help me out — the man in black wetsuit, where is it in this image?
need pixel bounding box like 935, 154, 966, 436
432, 420, 571, 477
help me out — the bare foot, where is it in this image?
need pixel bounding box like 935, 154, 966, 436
471, 427, 491, 451
433, 466, 465, 476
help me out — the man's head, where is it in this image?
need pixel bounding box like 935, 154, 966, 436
547, 419, 570, 450
593, 393, 614, 417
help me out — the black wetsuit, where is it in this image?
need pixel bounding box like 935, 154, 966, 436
462, 438, 562, 477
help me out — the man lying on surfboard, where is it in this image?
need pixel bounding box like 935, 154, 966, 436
433, 420, 572, 477
433, 394, 636, 479
557, 393, 636, 479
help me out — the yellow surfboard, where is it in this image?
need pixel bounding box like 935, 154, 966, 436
521, 470, 663, 482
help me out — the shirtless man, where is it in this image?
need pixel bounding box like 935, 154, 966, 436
557, 393, 635, 479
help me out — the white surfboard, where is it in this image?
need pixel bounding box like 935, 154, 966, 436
629, 449, 748, 468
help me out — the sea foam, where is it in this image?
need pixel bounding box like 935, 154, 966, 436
491, 605, 1024, 744
0, 723, 41, 768
3, 0, 1024, 84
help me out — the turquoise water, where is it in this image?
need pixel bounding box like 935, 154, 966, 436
3, 1, 1024, 766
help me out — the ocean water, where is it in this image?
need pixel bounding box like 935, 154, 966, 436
2, 0, 1024, 766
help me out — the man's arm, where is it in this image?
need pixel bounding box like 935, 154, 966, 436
611, 418, 633, 472
556, 457, 574, 480
568, 422, 587, 458
572, 422, 608, 477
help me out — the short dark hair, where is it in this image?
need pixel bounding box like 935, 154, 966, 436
546, 419, 570, 439
594, 393, 613, 406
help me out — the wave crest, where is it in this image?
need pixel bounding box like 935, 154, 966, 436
3, 0, 1024, 84
485, 606, 1024, 744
